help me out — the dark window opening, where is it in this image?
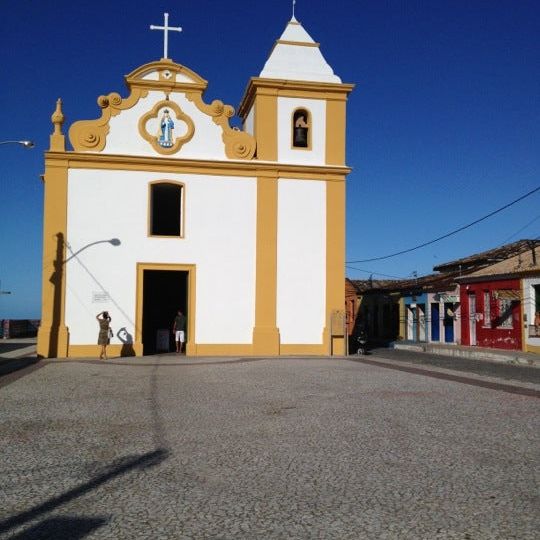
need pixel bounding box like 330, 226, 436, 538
151, 183, 182, 236
292, 109, 310, 148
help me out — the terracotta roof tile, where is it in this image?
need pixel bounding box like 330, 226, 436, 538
433, 239, 540, 272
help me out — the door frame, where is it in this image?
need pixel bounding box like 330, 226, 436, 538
431, 302, 440, 342
468, 293, 477, 346
443, 302, 455, 343
135, 263, 196, 356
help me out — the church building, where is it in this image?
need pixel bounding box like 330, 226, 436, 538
37, 13, 354, 358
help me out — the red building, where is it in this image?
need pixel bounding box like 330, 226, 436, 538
438, 239, 539, 351
460, 278, 522, 350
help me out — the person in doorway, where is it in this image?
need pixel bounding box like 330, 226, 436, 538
172, 309, 186, 354
96, 311, 112, 360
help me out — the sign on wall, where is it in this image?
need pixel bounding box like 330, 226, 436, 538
92, 291, 110, 304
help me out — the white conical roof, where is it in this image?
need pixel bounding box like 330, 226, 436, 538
259, 18, 342, 83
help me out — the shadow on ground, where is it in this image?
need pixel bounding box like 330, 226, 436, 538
8, 516, 109, 540
0, 357, 41, 378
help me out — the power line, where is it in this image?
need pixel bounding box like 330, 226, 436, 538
347, 185, 540, 263
345, 265, 407, 280
500, 214, 540, 244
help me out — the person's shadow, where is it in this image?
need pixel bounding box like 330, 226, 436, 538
117, 328, 135, 357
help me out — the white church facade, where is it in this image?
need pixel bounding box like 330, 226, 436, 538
37, 14, 354, 358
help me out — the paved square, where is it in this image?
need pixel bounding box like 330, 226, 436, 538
1, 356, 538, 539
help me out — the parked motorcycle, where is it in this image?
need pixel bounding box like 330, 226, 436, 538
356, 332, 368, 355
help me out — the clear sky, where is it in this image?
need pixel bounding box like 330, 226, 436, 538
0, 0, 539, 318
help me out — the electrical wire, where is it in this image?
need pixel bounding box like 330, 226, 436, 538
345, 265, 406, 279
347, 185, 540, 263
500, 214, 540, 244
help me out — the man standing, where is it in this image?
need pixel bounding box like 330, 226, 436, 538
172, 309, 186, 354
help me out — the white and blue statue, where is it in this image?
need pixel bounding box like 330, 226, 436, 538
157, 109, 174, 148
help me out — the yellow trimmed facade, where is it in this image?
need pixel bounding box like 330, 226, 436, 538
38, 17, 353, 359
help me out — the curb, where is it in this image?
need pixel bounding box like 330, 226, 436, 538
393, 343, 539, 368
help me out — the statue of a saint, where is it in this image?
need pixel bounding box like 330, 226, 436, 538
157, 109, 174, 148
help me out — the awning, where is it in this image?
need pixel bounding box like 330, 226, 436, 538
493, 290, 521, 300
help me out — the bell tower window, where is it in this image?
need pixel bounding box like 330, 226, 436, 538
292, 109, 311, 149
149, 181, 184, 237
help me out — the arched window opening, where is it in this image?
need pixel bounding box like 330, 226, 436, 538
292, 109, 310, 148
150, 182, 183, 237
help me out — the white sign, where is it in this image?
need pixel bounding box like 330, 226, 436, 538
92, 291, 110, 304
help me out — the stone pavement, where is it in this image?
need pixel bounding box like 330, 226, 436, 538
0, 355, 538, 539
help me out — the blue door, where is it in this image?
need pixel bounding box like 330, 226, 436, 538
444, 303, 454, 343
431, 303, 440, 341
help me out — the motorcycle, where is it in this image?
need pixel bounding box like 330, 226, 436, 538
356, 332, 368, 355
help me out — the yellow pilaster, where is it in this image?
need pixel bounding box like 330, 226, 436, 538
37, 158, 69, 358
254, 89, 278, 161
252, 172, 280, 354
399, 298, 407, 339
323, 175, 346, 355
325, 98, 347, 165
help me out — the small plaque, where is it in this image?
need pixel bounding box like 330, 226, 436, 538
330, 310, 346, 336
92, 291, 110, 304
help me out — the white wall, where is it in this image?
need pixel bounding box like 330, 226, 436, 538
65, 169, 257, 345
102, 91, 230, 160
524, 277, 540, 347
277, 97, 326, 165
276, 179, 326, 343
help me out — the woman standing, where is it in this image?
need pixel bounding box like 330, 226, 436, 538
96, 311, 112, 360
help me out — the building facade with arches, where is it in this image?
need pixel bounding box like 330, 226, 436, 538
37, 15, 354, 358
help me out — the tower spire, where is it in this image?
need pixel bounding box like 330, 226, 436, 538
291, 0, 297, 22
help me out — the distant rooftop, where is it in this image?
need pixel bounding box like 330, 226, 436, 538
457, 245, 540, 281
433, 239, 540, 273
350, 271, 461, 294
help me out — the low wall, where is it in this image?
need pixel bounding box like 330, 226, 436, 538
1, 320, 40, 339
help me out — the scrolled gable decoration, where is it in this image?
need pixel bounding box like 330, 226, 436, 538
69, 88, 148, 152
185, 93, 256, 160
66, 59, 255, 159
138, 100, 195, 155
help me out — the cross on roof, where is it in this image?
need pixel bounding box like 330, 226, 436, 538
150, 13, 182, 60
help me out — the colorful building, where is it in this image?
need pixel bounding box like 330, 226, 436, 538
458, 245, 539, 351
347, 241, 540, 352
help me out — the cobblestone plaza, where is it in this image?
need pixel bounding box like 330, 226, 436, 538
1, 355, 538, 539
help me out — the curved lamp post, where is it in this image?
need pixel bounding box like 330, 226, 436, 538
0, 140, 35, 148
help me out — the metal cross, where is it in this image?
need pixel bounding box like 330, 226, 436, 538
150, 13, 182, 59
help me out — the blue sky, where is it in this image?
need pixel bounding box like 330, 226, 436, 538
0, 0, 539, 318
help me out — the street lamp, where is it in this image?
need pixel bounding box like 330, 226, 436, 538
0, 280, 11, 295
0, 140, 35, 148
